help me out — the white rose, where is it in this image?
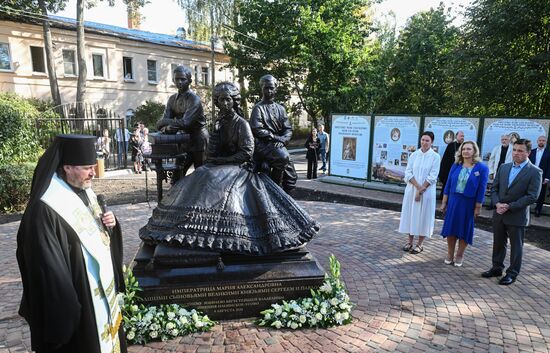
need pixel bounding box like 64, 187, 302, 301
315, 313, 323, 320
272, 320, 282, 329
192, 313, 199, 322
320, 307, 327, 315
275, 307, 283, 316
310, 318, 317, 326
343, 312, 349, 320
167, 312, 176, 319
281, 312, 287, 318
126, 331, 135, 340
335, 312, 343, 323
265, 313, 271, 320
299, 315, 307, 323
171, 329, 179, 336
180, 316, 188, 325
150, 331, 158, 338
290, 322, 299, 329
330, 298, 339, 306
196, 321, 205, 328
166, 322, 175, 330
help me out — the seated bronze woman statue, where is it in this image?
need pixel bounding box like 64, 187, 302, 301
139, 82, 319, 256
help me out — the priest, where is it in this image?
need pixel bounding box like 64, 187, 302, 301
16, 134, 126, 353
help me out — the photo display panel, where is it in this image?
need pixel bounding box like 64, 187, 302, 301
424, 117, 479, 158
481, 118, 550, 163
371, 115, 420, 184
329, 114, 371, 179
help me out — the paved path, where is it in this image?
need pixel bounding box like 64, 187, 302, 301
1, 201, 549, 353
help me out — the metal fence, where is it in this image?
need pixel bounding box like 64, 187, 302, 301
35, 103, 129, 169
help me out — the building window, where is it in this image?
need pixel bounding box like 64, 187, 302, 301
62, 49, 76, 76
0, 43, 12, 71
201, 67, 209, 85
147, 60, 157, 82
171, 63, 178, 83
123, 56, 134, 80
30, 46, 45, 73
92, 53, 105, 78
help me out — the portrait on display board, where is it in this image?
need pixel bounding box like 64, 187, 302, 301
329, 114, 371, 179
424, 117, 479, 160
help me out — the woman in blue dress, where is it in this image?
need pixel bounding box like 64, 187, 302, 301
440, 141, 489, 267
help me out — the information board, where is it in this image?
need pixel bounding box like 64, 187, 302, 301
371, 116, 420, 183
329, 114, 371, 179
481, 118, 550, 162
424, 117, 479, 158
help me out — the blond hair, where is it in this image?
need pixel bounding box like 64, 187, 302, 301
454, 141, 482, 164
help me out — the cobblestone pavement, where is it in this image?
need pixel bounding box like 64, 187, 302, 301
1, 202, 549, 353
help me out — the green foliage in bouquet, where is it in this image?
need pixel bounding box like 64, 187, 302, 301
122, 268, 215, 344
257, 255, 353, 329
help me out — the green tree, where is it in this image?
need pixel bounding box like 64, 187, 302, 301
377, 4, 460, 115
2, 0, 67, 111
226, 0, 373, 128
177, 0, 240, 42
133, 100, 165, 129
454, 0, 550, 116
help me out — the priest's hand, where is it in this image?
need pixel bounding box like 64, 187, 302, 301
101, 211, 116, 228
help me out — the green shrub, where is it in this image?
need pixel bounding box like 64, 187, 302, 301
293, 126, 312, 140
0, 163, 35, 213
35, 108, 66, 149
26, 97, 56, 113
133, 100, 165, 130
0, 93, 42, 164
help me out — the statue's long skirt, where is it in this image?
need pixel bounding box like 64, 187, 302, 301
139, 164, 319, 255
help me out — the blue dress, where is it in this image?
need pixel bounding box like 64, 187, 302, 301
441, 162, 489, 244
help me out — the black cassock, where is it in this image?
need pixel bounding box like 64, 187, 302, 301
439, 141, 461, 189
16, 193, 126, 353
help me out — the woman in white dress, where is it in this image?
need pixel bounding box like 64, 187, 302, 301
399, 131, 440, 254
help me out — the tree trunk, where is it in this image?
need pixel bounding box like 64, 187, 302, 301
237, 70, 248, 119
38, 0, 62, 114
76, 0, 87, 120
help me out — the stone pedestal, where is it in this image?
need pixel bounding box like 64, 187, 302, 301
132, 243, 325, 320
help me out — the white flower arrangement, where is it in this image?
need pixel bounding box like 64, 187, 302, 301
122, 269, 215, 345
257, 254, 353, 329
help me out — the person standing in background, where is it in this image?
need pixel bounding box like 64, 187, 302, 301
114, 126, 130, 168
438, 131, 464, 199
96, 129, 111, 169
130, 128, 143, 174
529, 135, 550, 217
399, 131, 440, 255
488, 134, 513, 182
317, 124, 330, 174
305, 128, 320, 179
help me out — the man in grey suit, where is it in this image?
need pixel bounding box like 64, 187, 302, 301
482, 139, 542, 285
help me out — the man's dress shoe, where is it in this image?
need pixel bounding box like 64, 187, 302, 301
481, 269, 502, 278
499, 274, 516, 285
